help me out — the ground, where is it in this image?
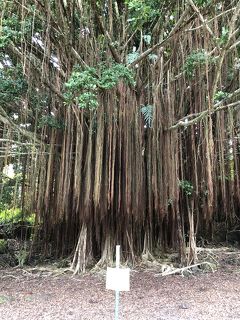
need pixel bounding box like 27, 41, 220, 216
0, 248, 239, 320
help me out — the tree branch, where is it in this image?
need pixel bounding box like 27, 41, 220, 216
169, 87, 240, 130
97, 15, 122, 63
169, 100, 240, 131
128, 7, 190, 68
7, 43, 64, 100
0, 106, 43, 145
210, 1, 240, 102
188, 0, 215, 38
187, 7, 236, 32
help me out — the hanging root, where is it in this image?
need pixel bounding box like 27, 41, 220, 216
93, 235, 114, 270
70, 223, 88, 274
161, 261, 216, 276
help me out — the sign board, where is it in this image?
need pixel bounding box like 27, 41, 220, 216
106, 267, 130, 291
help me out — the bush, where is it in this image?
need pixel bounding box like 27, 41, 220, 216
0, 239, 7, 254
0, 208, 35, 239
0, 208, 35, 225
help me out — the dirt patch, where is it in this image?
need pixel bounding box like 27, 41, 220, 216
0, 250, 239, 320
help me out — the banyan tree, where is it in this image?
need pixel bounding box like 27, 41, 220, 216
0, 0, 240, 272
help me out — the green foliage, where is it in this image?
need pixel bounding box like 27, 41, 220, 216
0, 295, 8, 304
0, 1, 41, 49
148, 54, 158, 63
184, 50, 216, 78
194, 0, 211, 6
216, 27, 229, 47
0, 11, 38, 48
143, 34, 151, 45
0, 15, 21, 48
127, 51, 140, 64
0, 63, 28, 103
0, 208, 35, 244
16, 245, 28, 267
140, 104, 154, 128
38, 115, 65, 129
0, 240, 7, 254
214, 90, 229, 103
76, 92, 99, 109
64, 64, 135, 109
0, 172, 22, 211
64, 66, 99, 109
0, 208, 35, 225
30, 90, 54, 113
65, 67, 98, 91
125, 0, 160, 27
179, 180, 193, 196
99, 64, 135, 88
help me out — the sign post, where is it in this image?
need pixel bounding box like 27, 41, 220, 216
106, 245, 130, 320
115, 245, 120, 320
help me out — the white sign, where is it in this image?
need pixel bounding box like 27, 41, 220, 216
106, 267, 130, 291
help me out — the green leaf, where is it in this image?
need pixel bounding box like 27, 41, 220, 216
148, 54, 158, 62
213, 91, 229, 103
143, 34, 151, 45
38, 115, 65, 129
140, 104, 154, 128
216, 27, 229, 46
64, 64, 135, 109
127, 51, 140, 64
184, 50, 215, 78
179, 180, 193, 196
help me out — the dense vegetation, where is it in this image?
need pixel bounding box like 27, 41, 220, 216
0, 0, 240, 272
